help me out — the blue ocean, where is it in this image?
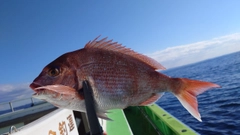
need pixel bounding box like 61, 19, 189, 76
157, 51, 240, 135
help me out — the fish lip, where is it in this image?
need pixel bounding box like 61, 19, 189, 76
29, 82, 42, 92
33, 88, 45, 94
31, 86, 46, 96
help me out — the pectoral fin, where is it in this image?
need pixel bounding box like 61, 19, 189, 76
97, 112, 112, 121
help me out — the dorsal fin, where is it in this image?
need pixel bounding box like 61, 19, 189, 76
84, 36, 166, 70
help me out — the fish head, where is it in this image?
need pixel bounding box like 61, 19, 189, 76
29, 54, 86, 111
30, 54, 79, 91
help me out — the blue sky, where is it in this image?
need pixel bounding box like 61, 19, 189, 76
1, 1, 240, 102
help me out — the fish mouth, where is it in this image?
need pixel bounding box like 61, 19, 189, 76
32, 88, 46, 95
29, 82, 46, 96
30, 82, 42, 89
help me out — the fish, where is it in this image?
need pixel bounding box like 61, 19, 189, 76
30, 36, 220, 121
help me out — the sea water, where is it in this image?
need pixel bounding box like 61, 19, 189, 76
157, 51, 240, 135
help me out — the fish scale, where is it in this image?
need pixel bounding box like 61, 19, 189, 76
81, 63, 146, 110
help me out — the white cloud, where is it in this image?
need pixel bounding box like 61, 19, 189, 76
147, 33, 240, 68
0, 83, 33, 102
0, 83, 31, 92
0, 85, 15, 92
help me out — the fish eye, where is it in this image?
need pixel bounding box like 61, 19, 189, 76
48, 67, 60, 77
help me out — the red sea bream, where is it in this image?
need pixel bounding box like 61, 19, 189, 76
30, 37, 220, 121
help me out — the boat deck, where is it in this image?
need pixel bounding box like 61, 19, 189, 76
0, 102, 198, 135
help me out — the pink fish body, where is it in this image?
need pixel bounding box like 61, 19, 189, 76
30, 37, 220, 121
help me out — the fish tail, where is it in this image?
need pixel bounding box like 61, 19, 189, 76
170, 78, 220, 122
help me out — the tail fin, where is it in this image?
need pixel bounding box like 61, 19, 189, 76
171, 78, 220, 122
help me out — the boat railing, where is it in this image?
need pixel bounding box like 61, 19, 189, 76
0, 97, 46, 115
